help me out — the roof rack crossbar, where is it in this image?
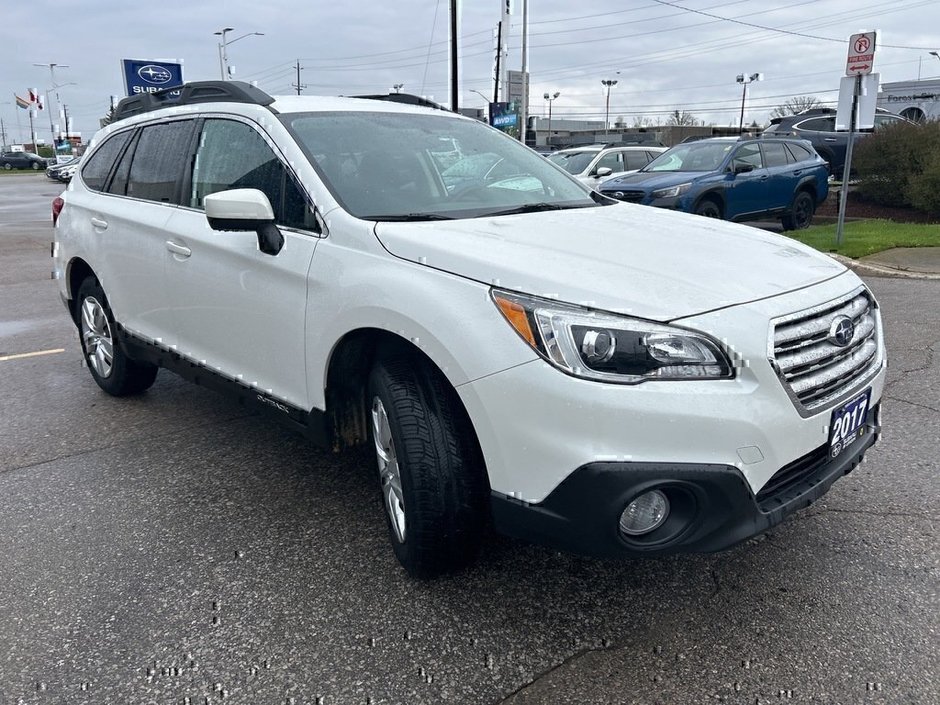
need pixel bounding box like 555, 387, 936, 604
112, 81, 275, 122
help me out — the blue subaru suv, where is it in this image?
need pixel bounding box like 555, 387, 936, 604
597, 137, 829, 230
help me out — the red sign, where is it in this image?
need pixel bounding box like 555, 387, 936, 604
846, 32, 877, 76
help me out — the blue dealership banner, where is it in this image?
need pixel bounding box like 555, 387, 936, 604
121, 59, 184, 97
489, 102, 520, 138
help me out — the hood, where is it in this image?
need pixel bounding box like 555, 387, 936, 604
600, 170, 704, 190
373, 205, 845, 321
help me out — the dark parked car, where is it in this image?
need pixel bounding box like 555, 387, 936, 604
0, 152, 46, 170
763, 107, 911, 179
598, 136, 829, 230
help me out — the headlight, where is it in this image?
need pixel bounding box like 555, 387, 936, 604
651, 182, 692, 199
492, 290, 733, 384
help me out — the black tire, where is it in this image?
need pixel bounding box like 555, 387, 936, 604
76, 277, 158, 396
694, 197, 722, 219
31, 162, 40, 170
781, 190, 815, 231
367, 350, 488, 578
2, 164, 11, 171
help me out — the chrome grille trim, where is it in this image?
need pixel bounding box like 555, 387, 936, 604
768, 286, 884, 416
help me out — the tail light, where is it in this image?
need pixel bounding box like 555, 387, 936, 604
52, 197, 64, 225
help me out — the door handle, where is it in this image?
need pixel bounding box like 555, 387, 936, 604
793, 170, 802, 176
823, 138, 837, 142
165, 241, 192, 258
90, 217, 108, 230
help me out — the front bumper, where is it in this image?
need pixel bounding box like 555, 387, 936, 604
492, 406, 880, 557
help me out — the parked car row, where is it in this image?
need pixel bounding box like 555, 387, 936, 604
46, 157, 82, 183
595, 136, 829, 230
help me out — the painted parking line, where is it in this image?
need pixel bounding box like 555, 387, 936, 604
0, 348, 65, 362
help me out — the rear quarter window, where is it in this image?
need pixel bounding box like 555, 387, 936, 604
80, 131, 133, 192
784, 142, 815, 162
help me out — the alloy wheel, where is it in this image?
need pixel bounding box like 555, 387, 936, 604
80, 296, 114, 378
371, 396, 406, 542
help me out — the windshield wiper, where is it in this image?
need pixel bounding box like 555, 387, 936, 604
368, 213, 456, 221
478, 202, 593, 217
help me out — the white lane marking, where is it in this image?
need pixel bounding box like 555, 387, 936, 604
0, 348, 66, 362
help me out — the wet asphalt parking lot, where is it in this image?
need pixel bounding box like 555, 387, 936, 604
1, 174, 938, 704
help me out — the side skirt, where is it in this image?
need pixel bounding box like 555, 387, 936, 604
117, 326, 330, 448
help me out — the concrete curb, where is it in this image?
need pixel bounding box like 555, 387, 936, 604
828, 253, 940, 280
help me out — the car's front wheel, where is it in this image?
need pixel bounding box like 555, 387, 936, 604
694, 197, 722, 219
367, 350, 488, 578
76, 277, 158, 396
782, 190, 815, 231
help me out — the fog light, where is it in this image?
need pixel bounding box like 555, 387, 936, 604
619, 490, 669, 536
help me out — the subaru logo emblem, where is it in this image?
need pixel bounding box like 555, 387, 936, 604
614, 192, 624, 199
138, 65, 173, 85
828, 315, 855, 347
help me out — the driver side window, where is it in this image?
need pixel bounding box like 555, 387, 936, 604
191, 119, 316, 231
732, 144, 763, 169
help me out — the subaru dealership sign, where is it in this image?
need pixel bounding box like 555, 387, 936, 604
121, 59, 184, 97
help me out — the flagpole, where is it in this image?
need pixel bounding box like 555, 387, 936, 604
28, 107, 37, 154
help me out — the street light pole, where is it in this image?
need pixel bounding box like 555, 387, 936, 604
736, 72, 762, 133
543, 91, 560, 146
214, 28, 264, 80
601, 79, 618, 137
34, 63, 69, 148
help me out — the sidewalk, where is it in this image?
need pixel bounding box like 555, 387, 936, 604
833, 247, 940, 280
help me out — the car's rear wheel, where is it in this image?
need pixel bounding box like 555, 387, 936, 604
76, 277, 158, 396
367, 350, 488, 578
2, 164, 11, 171
31, 162, 40, 170
694, 197, 722, 219
782, 190, 815, 231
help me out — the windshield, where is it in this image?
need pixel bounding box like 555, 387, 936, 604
283, 111, 598, 220
546, 150, 598, 175
644, 142, 734, 172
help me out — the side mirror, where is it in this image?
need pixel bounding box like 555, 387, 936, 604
733, 162, 756, 175
594, 167, 613, 178
205, 189, 283, 256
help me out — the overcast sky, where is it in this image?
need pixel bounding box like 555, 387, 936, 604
2, 0, 939, 144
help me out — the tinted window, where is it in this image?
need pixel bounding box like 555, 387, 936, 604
874, 115, 903, 129
107, 131, 139, 196
595, 152, 621, 172
624, 151, 651, 170
732, 144, 763, 169
191, 119, 313, 231
797, 117, 835, 132
785, 142, 814, 162
81, 131, 133, 192
761, 142, 790, 168
127, 121, 195, 204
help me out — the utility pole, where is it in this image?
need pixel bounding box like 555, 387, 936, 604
0, 117, 7, 149
62, 104, 70, 141
520, 0, 528, 146
493, 22, 503, 103
33, 63, 68, 148
292, 60, 306, 95
601, 79, 618, 137
449, 0, 459, 112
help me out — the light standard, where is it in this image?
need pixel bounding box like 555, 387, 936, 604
214, 28, 264, 80
543, 91, 560, 144
392, 83, 404, 94
601, 79, 618, 137
736, 72, 762, 133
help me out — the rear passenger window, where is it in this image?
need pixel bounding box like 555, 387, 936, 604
81, 131, 133, 192
127, 121, 195, 204
623, 152, 650, 170
107, 131, 139, 196
191, 119, 314, 231
761, 142, 790, 168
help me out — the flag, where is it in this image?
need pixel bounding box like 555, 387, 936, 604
15, 94, 29, 109
28, 89, 43, 109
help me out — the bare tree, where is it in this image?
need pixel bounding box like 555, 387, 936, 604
631, 116, 656, 128
668, 110, 698, 126
770, 96, 821, 120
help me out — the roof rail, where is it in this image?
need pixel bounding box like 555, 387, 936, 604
112, 81, 275, 122
350, 93, 449, 111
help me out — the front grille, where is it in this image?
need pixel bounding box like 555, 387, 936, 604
606, 189, 645, 203
770, 288, 881, 412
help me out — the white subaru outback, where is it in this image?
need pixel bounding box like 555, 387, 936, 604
52, 82, 886, 578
